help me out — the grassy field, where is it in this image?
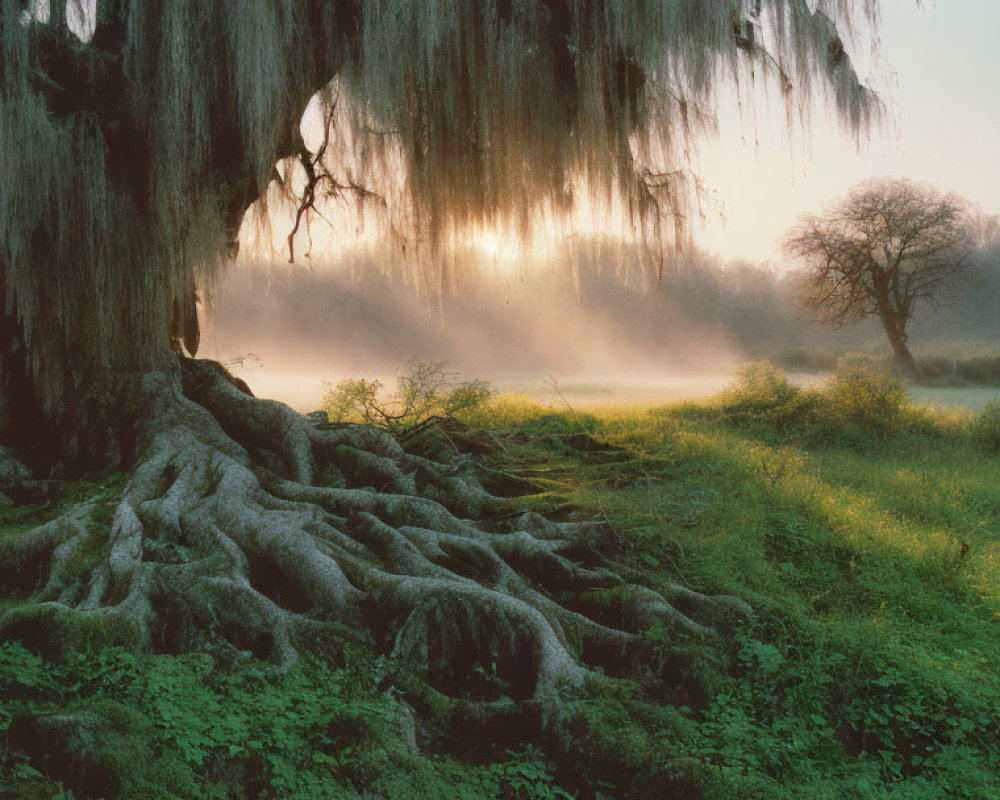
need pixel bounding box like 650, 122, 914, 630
469, 363, 1000, 797
2, 363, 1000, 798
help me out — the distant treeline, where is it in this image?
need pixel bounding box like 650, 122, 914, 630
205, 234, 1000, 379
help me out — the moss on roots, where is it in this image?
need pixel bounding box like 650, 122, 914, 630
0, 359, 750, 794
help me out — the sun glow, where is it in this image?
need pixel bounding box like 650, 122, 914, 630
466, 227, 527, 269
475, 230, 503, 258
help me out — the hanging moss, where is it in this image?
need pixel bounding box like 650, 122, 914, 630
0, 1, 877, 453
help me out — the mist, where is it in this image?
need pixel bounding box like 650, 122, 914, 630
201, 242, 765, 410
200, 234, 1000, 412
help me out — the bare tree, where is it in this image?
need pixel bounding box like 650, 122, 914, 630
785, 179, 975, 375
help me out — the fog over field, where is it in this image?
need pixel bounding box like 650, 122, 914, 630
201, 244, 751, 411
201, 236, 1000, 412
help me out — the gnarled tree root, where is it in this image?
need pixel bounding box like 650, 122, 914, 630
0, 358, 751, 794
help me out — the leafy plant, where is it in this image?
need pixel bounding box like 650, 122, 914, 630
969, 399, 1000, 451
720, 361, 818, 432
719, 356, 942, 448
822, 355, 910, 435
323, 359, 493, 431
482, 747, 575, 800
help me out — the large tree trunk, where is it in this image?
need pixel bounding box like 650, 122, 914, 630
0, 276, 142, 475
0, 7, 756, 793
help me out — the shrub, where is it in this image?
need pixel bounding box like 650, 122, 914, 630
970, 399, 1000, 452
323, 360, 493, 431
323, 376, 385, 426
822, 355, 909, 435
719, 356, 939, 444
720, 362, 818, 433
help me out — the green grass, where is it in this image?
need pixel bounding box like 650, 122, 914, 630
466, 380, 1000, 798
3, 379, 1000, 798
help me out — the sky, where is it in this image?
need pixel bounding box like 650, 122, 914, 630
696, 0, 1000, 264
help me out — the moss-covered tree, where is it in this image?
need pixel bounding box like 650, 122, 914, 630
0, 0, 878, 791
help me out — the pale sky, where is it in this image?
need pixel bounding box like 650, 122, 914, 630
696, 0, 1000, 264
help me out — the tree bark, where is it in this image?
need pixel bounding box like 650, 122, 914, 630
882, 323, 919, 377
874, 282, 920, 378
880, 312, 919, 377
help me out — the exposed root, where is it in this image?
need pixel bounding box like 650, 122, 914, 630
0, 358, 751, 763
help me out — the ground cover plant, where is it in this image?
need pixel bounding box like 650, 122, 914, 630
3, 366, 999, 798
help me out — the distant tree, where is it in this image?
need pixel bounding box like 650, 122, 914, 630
785, 179, 975, 375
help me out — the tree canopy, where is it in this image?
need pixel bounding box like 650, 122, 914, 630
0, 0, 879, 464
785, 178, 975, 373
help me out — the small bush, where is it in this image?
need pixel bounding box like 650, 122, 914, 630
720, 362, 818, 433
822, 355, 909, 436
323, 360, 493, 431
719, 356, 940, 444
970, 399, 1000, 452
324, 377, 385, 426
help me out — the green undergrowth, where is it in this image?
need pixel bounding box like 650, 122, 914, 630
0, 473, 126, 618
0, 640, 572, 799
4, 370, 1000, 797
461, 371, 1000, 798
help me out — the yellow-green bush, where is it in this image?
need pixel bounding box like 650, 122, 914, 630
821, 356, 910, 435
720, 362, 818, 433
970, 399, 1000, 451
322, 360, 493, 431
720, 356, 941, 444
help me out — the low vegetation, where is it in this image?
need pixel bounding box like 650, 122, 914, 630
323, 359, 494, 432
3, 364, 1000, 798
775, 348, 1000, 388
719, 357, 928, 440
